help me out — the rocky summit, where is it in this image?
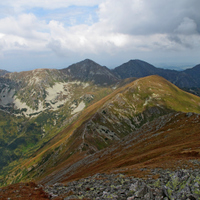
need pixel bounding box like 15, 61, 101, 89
60, 59, 119, 85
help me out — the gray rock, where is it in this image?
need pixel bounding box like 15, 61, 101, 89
127, 196, 135, 200
187, 194, 198, 200
135, 185, 148, 197
44, 170, 200, 200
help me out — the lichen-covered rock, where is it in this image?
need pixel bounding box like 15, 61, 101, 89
44, 169, 200, 200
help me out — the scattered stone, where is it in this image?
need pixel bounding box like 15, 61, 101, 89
44, 169, 200, 200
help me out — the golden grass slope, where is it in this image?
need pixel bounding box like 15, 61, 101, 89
121, 75, 200, 114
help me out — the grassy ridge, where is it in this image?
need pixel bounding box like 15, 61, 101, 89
127, 75, 200, 113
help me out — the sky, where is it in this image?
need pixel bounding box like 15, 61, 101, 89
0, 0, 200, 72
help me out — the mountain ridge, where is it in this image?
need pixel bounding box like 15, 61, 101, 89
5, 75, 200, 186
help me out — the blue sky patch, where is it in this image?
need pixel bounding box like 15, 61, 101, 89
25, 5, 99, 26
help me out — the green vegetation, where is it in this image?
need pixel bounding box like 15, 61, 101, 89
0, 80, 116, 186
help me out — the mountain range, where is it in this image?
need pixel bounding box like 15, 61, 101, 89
1, 58, 200, 91
113, 59, 200, 88
0, 59, 200, 199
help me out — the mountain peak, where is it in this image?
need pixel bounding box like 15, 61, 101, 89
0, 69, 10, 76
70, 59, 100, 68
82, 58, 98, 64
113, 59, 157, 79
129, 59, 148, 62
61, 59, 119, 85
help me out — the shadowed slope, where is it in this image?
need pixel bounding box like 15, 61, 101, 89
113, 59, 199, 88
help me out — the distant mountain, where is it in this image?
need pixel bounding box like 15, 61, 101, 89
113, 59, 199, 88
61, 59, 119, 85
1, 59, 200, 89
113, 59, 159, 78
0, 64, 118, 117
184, 64, 200, 86
0, 69, 10, 76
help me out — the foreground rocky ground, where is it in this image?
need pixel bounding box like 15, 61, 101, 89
43, 168, 200, 200
1, 168, 200, 199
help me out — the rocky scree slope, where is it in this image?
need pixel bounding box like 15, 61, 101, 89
9, 75, 200, 187
1, 68, 91, 116
44, 169, 200, 200
1, 169, 200, 200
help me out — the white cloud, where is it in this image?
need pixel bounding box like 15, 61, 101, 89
0, 14, 47, 38
47, 19, 134, 57
0, 14, 49, 53
97, 0, 200, 35
94, 0, 200, 53
175, 17, 198, 35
